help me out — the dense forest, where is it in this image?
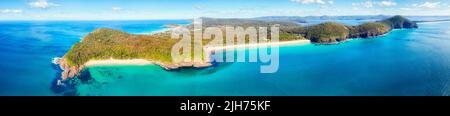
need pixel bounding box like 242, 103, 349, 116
64, 29, 179, 66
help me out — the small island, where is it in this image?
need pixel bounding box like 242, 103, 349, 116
54, 15, 418, 81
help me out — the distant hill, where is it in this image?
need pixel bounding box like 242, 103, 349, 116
253, 16, 307, 23
305, 22, 349, 43
252, 15, 450, 24
285, 15, 418, 43
348, 22, 391, 38
255, 15, 390, 22
199, 17, 300, 28
302, 15, 390, 20
380, 15, 418, 29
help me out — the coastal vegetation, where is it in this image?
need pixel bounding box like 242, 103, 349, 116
57, 15, 418, 80
348, 22, 391, 38
254, 15, 391, 23
282, 15, 417, 43
64, 28, 178, 67
381, 15, 418, 29
305, 22, 349, 43
200, 18, 300, 28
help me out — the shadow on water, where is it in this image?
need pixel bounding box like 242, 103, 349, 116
50, 63, 94, 96
165, 61, 234, 76
49, 61, 230, 95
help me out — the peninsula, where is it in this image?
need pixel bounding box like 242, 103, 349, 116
54, 15, 418, 81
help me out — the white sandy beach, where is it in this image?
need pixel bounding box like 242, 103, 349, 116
85, 58, 158, 67
205, 39, 311, 52
84, 39, 311, 67
147, 28, 173, 35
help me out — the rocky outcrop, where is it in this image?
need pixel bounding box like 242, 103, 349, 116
157, 62, 212, 70
53, 57, 83, 81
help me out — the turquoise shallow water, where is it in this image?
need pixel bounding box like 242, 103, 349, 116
0, 20, 190, 96
1, 20, 450, 96
77, 22, 450, 96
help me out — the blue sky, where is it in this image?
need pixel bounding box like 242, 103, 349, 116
0, 0, 449, 20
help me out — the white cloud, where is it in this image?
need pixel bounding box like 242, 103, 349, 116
379, 1, 397, 7
194, 5, 205, 10
327, 1, 334, 4
1, 9, 23, 14
352, 1, 374, 8
352, 0, 397, 8
290, 0, 333, 5
112, 7, 123, 11
399, 8, 413, 11
28, 0, 60, 9
415, 2, 440, 9
400, 2, 442, 12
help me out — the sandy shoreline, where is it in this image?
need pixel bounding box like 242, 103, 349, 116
84, 58, 159, 67
84, 39, 311, 67
205, 39, 311, 52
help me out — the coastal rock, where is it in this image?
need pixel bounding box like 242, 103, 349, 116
53, 58, 83, 80
160, 62, 212, 70
194, 62, 213, 68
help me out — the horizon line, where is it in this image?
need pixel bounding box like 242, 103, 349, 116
1, 15, 450, 21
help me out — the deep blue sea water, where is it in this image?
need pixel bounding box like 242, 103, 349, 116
0, 20, 190, 95
1, 20, 449, 96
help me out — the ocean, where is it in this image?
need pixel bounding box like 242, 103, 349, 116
1, 20, 449, 96
0, 20, 190, 95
